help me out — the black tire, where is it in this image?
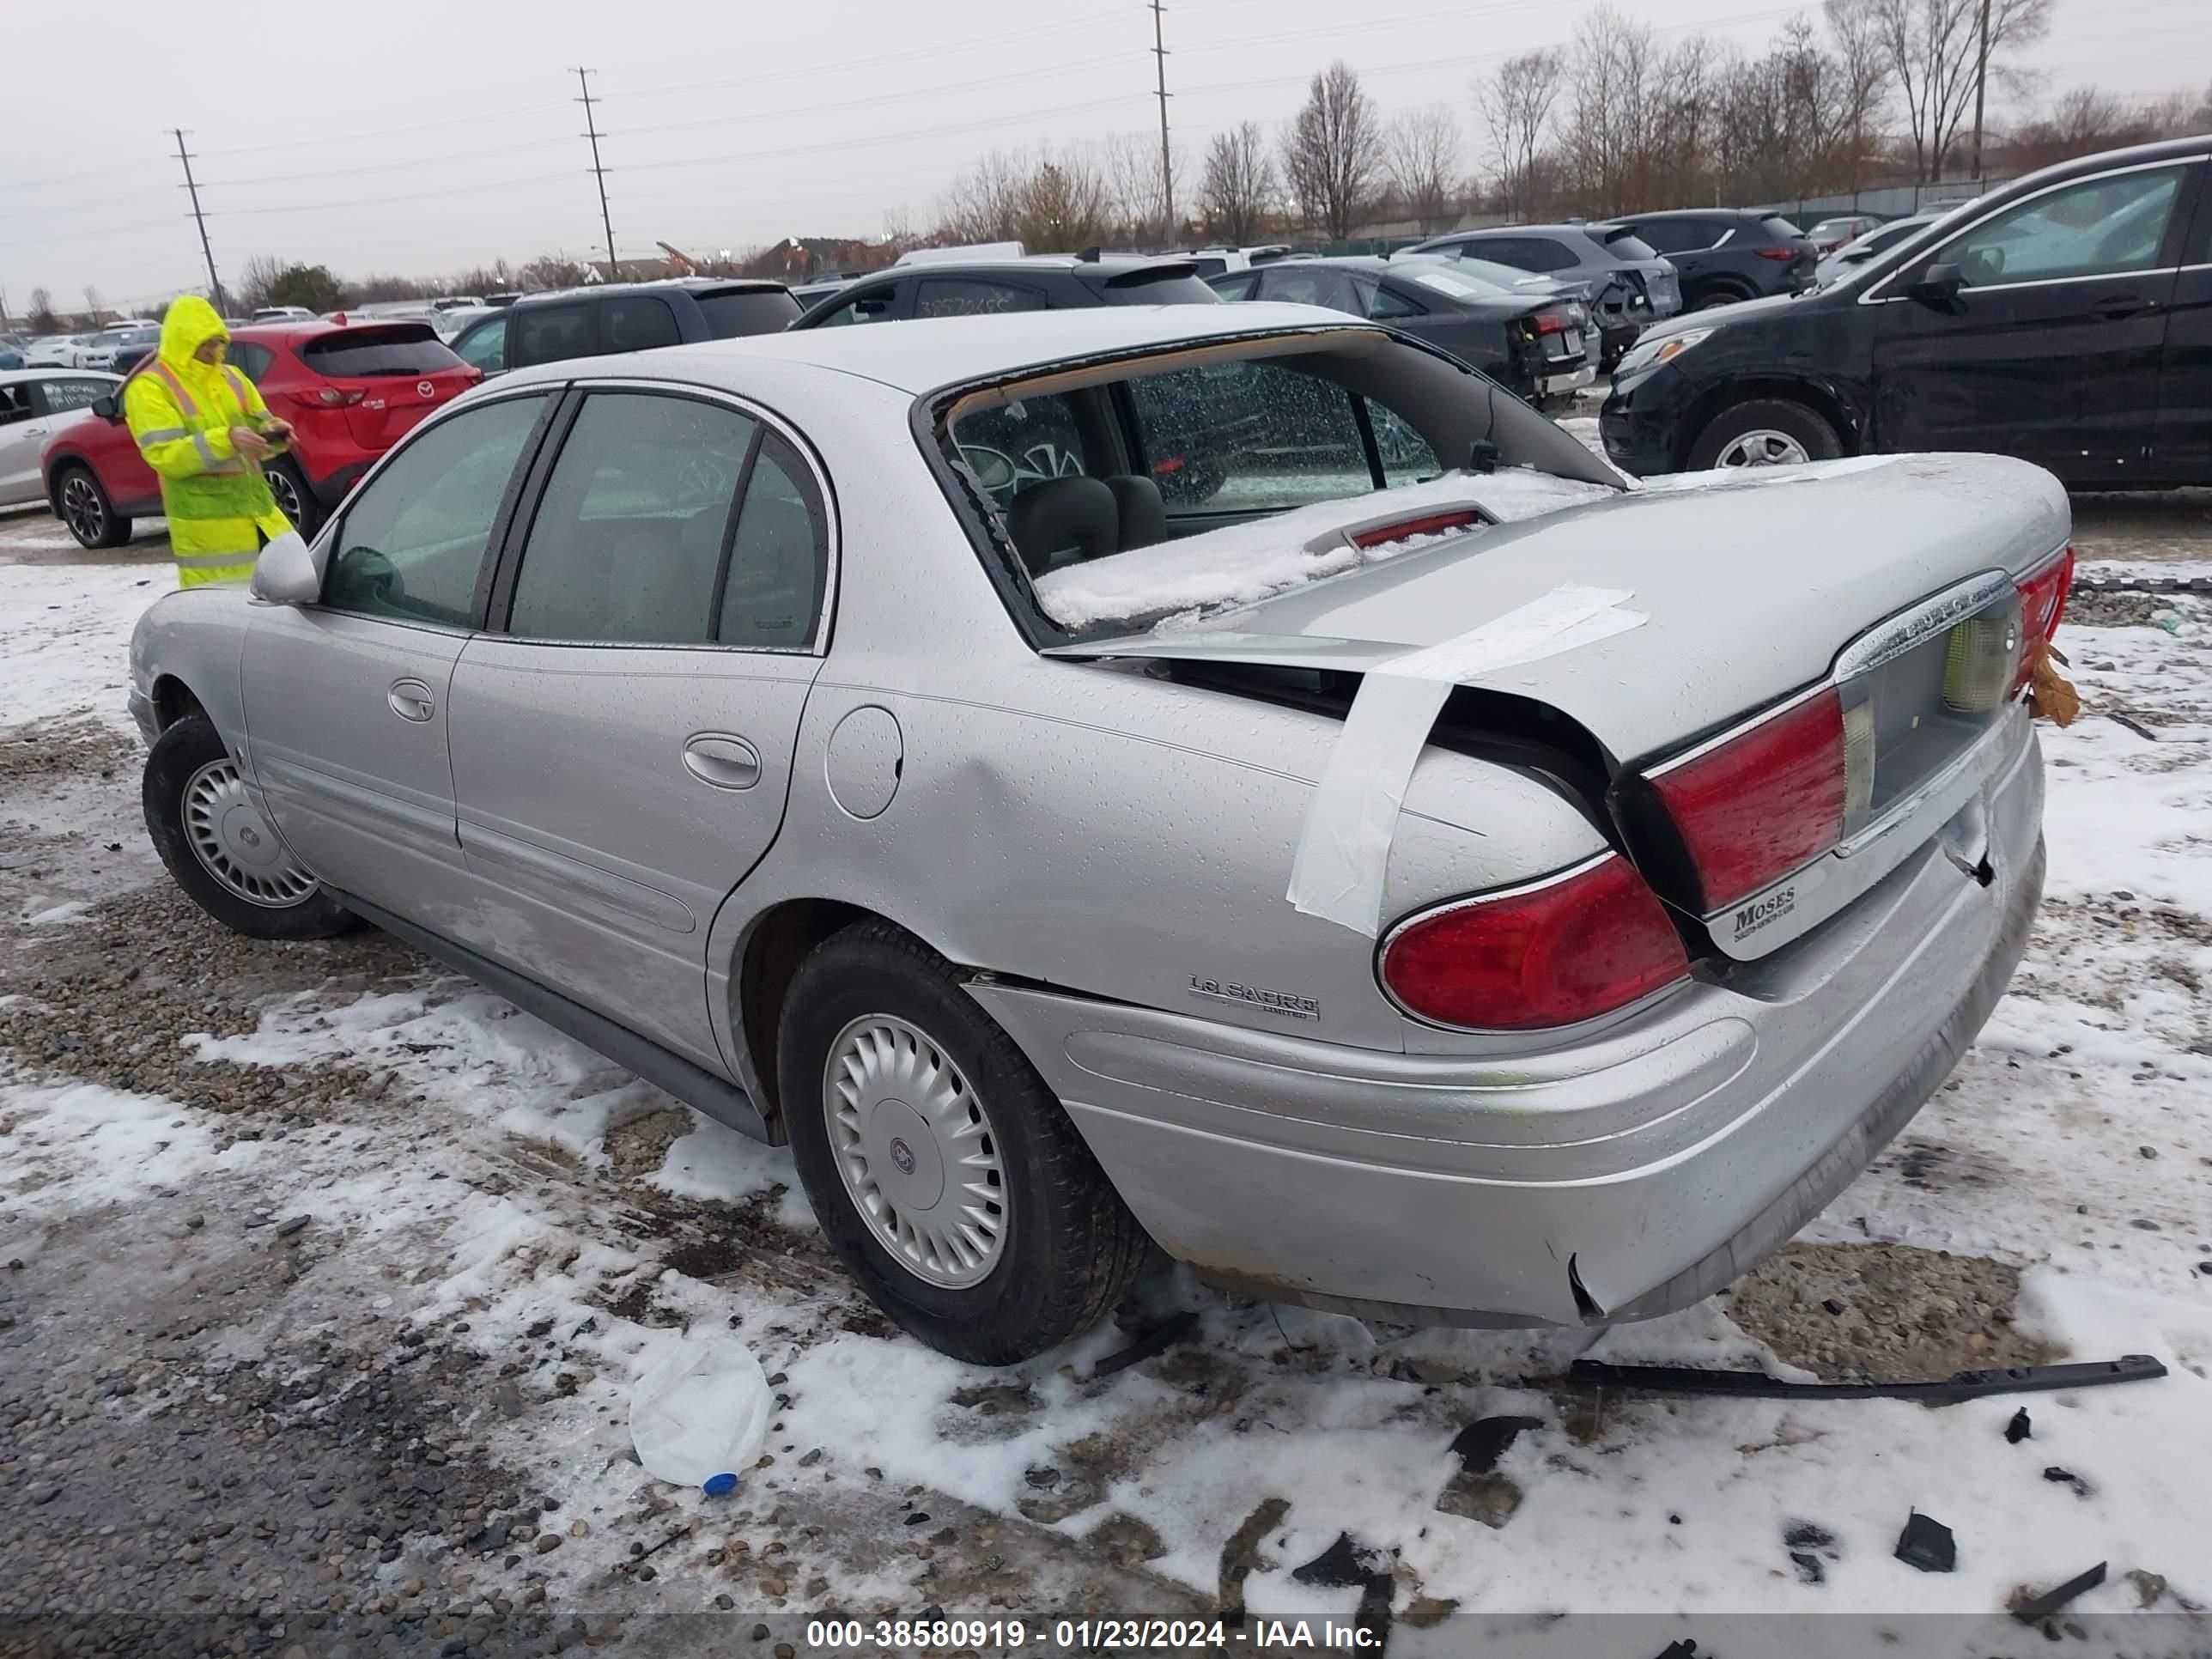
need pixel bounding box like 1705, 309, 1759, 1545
778, 921, 1149, 1364
264, 458, 326, 535
1691, 286, 1753, 312
1685, 397, 1844, 472
53, 464, 131, 550
143, 713, 359, 940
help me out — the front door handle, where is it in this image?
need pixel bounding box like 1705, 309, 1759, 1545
387, 678, 435, 722
2089, 294, 2155, 320
683, 732, 761, 791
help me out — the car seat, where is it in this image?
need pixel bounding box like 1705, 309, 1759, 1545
1006, 477, 1118, 574
1103, 476, 1167, 551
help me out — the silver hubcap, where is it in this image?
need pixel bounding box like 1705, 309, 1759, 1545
62, 476, 104, 541
1714, 428, 1810, 468
182, 758, 318, 908
824, 1014, 1006, 1289
266, 467, 302, 526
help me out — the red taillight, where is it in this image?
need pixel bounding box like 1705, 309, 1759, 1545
1349, 509, 1481, 548
2012, 546, 2075, 693
291, 386, 365, 410
1754, 246, 1799, 261
1380, 854, 1690, 1030
1530, 307, 1570, 335
1648, 688, 1848, 914
1151, 455, 1186, 475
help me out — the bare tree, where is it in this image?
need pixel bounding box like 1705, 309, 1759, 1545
935, 150, 1028, 245
234, 256, 289, 312
1386, 106, 1462, 233
1013, 151, 1113, 252
1102, 131, 1184, 246
1197, 122, 1277, 244
1281, 62, 1383, 240
82, 285, 105, 322
1827, 0, 2053, 180
1474, 49, 1565, 218
29, 288, 58, 333
520, 253, 591, 289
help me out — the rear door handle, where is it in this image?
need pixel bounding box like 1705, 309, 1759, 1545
2089, 294, 2155, 320
387, 679, 435, 722
683, 732, 761, 791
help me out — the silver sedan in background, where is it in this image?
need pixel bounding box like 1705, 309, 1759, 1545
127, 307, 2063, 1362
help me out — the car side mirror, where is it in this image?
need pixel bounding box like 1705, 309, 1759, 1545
249, 529, 323, 607
1907, 262, 1964, 307
91, 394, 119, 420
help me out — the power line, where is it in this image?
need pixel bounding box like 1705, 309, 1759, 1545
576, 68, 617, 278
171, 130, 227, 317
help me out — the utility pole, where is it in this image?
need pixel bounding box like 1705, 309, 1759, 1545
172, 130, 228, 316
575, 68, 617, 280
1968, 0, 1992, 181
1149, 0, 1174, 245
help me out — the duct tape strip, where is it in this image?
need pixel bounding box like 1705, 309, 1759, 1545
1285, 584, 1646, 936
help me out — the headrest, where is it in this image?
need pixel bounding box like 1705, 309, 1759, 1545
1103, 475, 1168, 551
1006, 476, 1118, 575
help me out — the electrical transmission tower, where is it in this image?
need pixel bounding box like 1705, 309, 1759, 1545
575, 68, 617, 279
172, 129, 228, 316
1151, 0, 1175, 242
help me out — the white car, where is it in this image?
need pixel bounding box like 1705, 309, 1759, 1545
0, 368, 122, 507
25, 335, 91, 369
79, 324, 161, 370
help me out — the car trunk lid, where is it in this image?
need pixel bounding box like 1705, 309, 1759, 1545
1047, 453, 2069, 955
294, 325, 477, 451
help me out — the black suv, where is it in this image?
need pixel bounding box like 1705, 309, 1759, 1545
1601, 210, 1817, 309
449, 278, 799, 376
1601, 137, 2212, 486
788, 254, 1217, 328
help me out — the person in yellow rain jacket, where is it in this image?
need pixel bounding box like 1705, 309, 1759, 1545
125, 296, 296, 587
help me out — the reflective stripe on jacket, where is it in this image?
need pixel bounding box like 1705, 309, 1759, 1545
125, 298, 293, 587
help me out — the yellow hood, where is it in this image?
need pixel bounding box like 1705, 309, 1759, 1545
158, 295, 229, 375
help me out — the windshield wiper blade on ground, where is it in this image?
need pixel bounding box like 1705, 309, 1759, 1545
1562, 1353, 2166, 1404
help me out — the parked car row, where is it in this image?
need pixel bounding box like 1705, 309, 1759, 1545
25, 137, 2211, 562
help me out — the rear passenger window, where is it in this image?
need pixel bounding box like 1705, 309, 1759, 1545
717, 438, 828, 647
915, 278, 1047, 318
602, 295, 682, 352
510, 302, 595, 368
224, 343, 276, 382
507, 392, 755, 644
324, 394, 547, 627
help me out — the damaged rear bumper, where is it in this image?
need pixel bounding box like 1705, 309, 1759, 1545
971, 717, 2044, 1329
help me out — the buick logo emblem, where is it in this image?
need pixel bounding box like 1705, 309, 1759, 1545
888, 1137, 917, 1176
416, 380, 435, 398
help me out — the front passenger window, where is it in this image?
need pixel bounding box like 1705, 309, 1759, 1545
1936, 166, 2185, 289
324, 393, 547, 627
507, 392, 757, 644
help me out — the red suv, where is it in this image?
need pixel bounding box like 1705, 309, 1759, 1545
41, 319, 480, 548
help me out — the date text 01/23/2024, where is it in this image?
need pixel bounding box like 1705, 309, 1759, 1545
805, 1618, 1385, 1650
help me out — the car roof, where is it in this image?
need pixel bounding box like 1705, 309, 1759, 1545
847, 254, 1196, 283
1611, 208, 1776, 222
1267, 255, 1389, 273
1, 367, 119, 386
496, 303, 1365, 397
1431, 224, 1601, 240
520, 277, 788, 305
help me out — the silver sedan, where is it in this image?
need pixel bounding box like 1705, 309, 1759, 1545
127, 305, 2063, 1362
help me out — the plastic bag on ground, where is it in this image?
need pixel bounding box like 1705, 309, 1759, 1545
629, 1336, 771, 1493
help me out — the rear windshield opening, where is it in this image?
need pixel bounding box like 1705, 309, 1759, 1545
1595, 226, 1660, 261
299, 328, 464, 378
1102, 272, 1221, 306
698, 289, 803, 338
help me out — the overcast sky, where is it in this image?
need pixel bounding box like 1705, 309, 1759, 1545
3, 0, 2203, 311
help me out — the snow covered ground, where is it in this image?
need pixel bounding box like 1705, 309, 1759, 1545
2, 520, 2209, 1647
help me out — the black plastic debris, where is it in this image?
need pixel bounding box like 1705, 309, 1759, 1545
1565, 1353, 2166, 1403
1292, 1531, 1388, 1589
1091, 1310, 1198, 1379
2013, 1561, 2106, 1625
1449, 1415, 1542, 1474
1653, 1644, 1699, 1659
1894, 1511, 1956, 1573
2005, 1407, 2032, 1443
1783, 1522, 1838, 1585
2043, 1466, 2092, 1498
